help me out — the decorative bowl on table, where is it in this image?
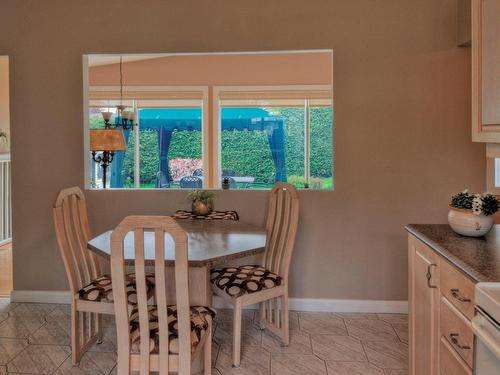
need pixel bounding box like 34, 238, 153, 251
448, 190, 499, 237
188, 189, 215, 216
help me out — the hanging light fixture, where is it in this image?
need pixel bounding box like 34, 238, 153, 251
101, 56, 136, 130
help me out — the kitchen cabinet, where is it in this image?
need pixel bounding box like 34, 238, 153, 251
472, 0, 500, 142
408, 234, 475, 375
408, 235, 441, 375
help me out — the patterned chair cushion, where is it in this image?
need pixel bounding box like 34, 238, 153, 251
129, 305, 216, 354
210, 265, 282, 298
78, 273, 155, 305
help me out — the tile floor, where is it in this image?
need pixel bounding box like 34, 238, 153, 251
0, 300, 408, 374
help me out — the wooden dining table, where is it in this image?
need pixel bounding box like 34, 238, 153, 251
87, 219, 267, 307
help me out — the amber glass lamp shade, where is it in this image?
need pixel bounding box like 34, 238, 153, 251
89, 129, 127, 151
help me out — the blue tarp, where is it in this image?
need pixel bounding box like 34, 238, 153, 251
110, 107, 287, 187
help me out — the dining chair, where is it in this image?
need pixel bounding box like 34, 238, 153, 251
210, 182, 300, 367
111, 215, 216, 374
53, 187, 155, 365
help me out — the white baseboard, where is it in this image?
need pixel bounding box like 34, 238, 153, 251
11, 290, 72, 304
11, 290, 408, 314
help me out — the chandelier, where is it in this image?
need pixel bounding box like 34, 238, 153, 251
101, 56, 136, 131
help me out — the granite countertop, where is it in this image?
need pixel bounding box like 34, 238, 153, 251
405, 224, 500, 283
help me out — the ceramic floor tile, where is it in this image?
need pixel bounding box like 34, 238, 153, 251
335, 313, 379, 320
216, 345, 270, 375
377, 314, 408, 325
270, 353, 327, 375
298, 313, 347, 335
215, 309, 256, 324
261, 329, 312, 354
384, 370, 408, 375
215, 321, 262, 353
312, 335, 366, 362
392, 323, 408, 344
45, 305, 71, 321
0, 316, 45, 338
89, 323, 117, 353
0, 301, 17, 314
363, 341, 408, 370
345, 319, 398, 342
7, 344, 71, 374
288, 311, 300, 331
9, 303, 58, 318
55, 351, 117, 375
326, 361, 384, 375
29, 319, 71, 346
0, 337, 29, 365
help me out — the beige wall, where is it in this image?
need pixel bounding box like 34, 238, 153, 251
0, 57, 9, 153
89, 52, 333, 86
0, 0, 485, 301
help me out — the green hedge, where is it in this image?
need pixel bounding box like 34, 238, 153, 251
111, 107, 333, 184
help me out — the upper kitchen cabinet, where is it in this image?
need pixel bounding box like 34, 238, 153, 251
472, 0, 500, 142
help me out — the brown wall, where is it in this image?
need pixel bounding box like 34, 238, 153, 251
0, 0, 485, 301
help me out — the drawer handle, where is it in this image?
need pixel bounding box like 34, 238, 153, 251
450, 333, 471, 350
450, 289, 471, 303
426, 264, 438, 288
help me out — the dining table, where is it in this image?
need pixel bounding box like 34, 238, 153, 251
87, 219, 267, 307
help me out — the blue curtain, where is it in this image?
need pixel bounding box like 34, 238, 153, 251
156, 126, 173, 187
110, 129, 130, 188
267, 121, 287, 182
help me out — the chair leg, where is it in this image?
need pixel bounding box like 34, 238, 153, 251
71, 308, 81, 365
204, 320, 212, 375
258, 302, 266, 330
281, 292, 290, 347
232, 300, 242, 367
96, 314, 104, 344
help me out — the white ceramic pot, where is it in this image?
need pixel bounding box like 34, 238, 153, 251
448, 207, 494, 237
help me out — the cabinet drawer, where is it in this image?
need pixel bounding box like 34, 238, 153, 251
440, 260, 475, 320
439, 337, 472, 375
440, 297, 474, 368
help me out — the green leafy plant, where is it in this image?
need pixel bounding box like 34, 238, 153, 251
450, 189, 499, 216
187, 190, 215, 204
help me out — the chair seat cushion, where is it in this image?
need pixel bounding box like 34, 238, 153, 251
210, 265, 282, 298
78, 273, 155, 305
129, 305, 216, 355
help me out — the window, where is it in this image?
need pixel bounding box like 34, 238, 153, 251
84, 51, 333, 190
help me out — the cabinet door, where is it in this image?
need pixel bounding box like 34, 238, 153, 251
408, 236, 440, 375
472, 0, 500, 142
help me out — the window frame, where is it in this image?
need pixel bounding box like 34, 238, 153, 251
83, 84, 209, 190
213, 85, 333, 189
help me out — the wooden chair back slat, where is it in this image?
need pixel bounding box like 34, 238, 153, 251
154, 228, 169, 375
264, 187, 282, 271
53, 187, 99, 294
133, 228, 151, 375
263, 183, 300, 280
111, 216, 191, 375
70, 195, 94, 284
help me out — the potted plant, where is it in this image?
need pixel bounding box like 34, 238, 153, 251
448, 189, 499, 237
188, 190, 215, 216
